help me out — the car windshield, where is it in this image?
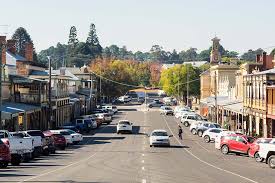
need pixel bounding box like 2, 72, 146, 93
60, 131, 70, 136
27, 131, 45, 138
152, 131, 168, 136
119, 121, 130, 125
65, 130, 76, 134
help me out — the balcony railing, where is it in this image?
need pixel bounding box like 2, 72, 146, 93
52, 89, 69, 98
15, 93, 47, 104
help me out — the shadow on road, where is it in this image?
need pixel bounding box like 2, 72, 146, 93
82, 136, 125, 145
118, 108, 137, 111
0, 181, 106, 183
151, 145, 189, 149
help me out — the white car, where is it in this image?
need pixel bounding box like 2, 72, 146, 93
214, 131, 238, 149
149, 129, 172, 147
258, 139, 275, 168
189, 121, 205, 135
160, 106, 174, 115
180, 114, 205, 127
64, 129, 83, 144
175, 110, 194, 119
117, 120, 133, 134
50, 130, 73, 145
102, 105, 118, 114
202, 128, 227, 143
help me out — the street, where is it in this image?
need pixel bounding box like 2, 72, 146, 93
0, 105, 274, 183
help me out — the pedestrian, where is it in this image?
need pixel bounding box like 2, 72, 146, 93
178, 125, 183, 140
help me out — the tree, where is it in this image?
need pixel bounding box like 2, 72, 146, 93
241, 48, 263, 61
197, 49, 211, 61
86, 23, 102, 57
160, 64, 200, 101
270, 48, 275, 57
184, 48, 197, 61
68, 26, 79, 48
169, 49, 180, 63
12, 27, 37, 61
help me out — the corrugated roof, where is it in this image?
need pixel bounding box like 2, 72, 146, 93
30, 70, 49, 76
247, 68, 275, 75
6, 51, 27, 61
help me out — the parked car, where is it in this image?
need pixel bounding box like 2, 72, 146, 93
175, 110, 193, 119
148, 101, 164, 108
74, 118, 94, 132
118, 95, 131, 103
23, 130, 48, 156
63, 129, 83, 144
94, 113, 112, 125
0, 130, 33, 165
149, 129, 173, 147
180, 114, 205, 127
50, 130, 73, 146
248, 138, 273, 162
258, 139, 275, 168
10, 132, 34, 160
202, 128, 227, 143
102, 105, 118, 114
42, 132, 56, 154
220, 134, 255, 155
215, 131, 239, 150
44, 131, 66, 150
196, 122, 221, 137
0, 139, 11, 168
117, 120, 133, 134
190, 121, 205, 135
58, 125, 81, 133
160, 106, 174, 115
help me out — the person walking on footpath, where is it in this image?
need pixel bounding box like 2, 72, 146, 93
178, 125, 183, 140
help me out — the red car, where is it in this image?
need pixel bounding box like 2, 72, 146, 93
0, 139, 11, 168
248, 138, 273, 162
220, 134, 255, 155
43, 131, 66, 150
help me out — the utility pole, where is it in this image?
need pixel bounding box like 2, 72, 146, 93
214, 71, 218, 123
186, 64, 189, 107
89, 72, 93, 112
178, 69, 180, 102
47, 56, 52, 129
0, 42, 3, 129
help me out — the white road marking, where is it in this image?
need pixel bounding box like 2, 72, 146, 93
142, 179, 147, 183
142, 160, 145, 163
161, 115, 259, 183
142, 166, 145, 170
142, 153, 145, 156
20, 112, 129, 183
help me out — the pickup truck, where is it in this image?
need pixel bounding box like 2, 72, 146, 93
22, 130, 48, 157
258, 139, 275, 169
0, 130, 34, 165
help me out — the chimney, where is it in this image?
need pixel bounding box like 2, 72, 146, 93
7, 39, 16, 54
0, 36, 6, 64
25, 42, 33, 61
263, 52, 267, 69
256, 54, 261, 63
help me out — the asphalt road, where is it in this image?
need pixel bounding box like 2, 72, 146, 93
0, 105, 274, 183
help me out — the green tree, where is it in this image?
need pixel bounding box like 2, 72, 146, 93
12, 27, 37, 61
197, 49, 211, 61
86, 23, 102, 57
68, 26, 79, 48
241, 48, 263, 61
270, 48, 275, 57
169, 49, 180, 63
184, 48, 197, 61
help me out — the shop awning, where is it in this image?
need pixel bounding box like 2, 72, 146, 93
0, 102, 41, 120
223, 102, 243, 114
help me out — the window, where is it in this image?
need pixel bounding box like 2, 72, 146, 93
229, 136, 237, 141
203, 123, 209, 127
152, 131, 168, 136
236, 136, 246, 143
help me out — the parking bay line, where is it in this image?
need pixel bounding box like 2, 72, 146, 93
162, 115, 259, 183
20, 112, 129, 183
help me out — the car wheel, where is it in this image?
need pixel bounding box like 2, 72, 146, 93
117, 131, 120, 134
43, 149, 50, 156
254, 152, 263, 162
150, 145, 152, 147
268, 155, 275, 169
198, 130, 203, 137
183, 121, 189, 127
11, 155, 21, 166
221, 145, 229, 155
191, 129, 197, 135
204, 135, 210, 143
60, 145, 66, 150
0, 162, 8, 168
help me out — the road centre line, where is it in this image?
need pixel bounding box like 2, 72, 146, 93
20, 112, 128, 183
161, 115, 259, 183
142, 179, 147, 183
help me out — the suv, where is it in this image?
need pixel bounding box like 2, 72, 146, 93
248, 138, 273, 162
117, 120, 133, 134
181, 114, 204, 127
160, 106, 174, 115
148, 101, 164, 108
258, 139, 275, 168
202, 128, 227, 143
196, 122, 221, 137
220, 134, 255, 155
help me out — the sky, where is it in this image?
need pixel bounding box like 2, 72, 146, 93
0, 0, 275, 54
